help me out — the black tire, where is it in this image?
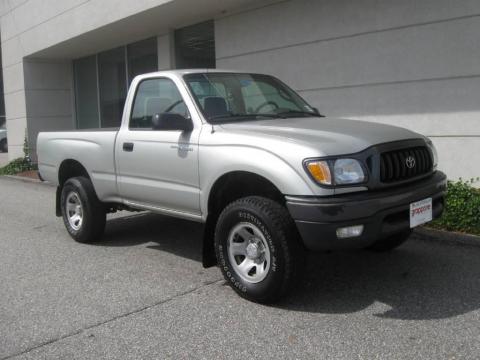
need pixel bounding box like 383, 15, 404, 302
214, 196, 305, 303
367, 230, 412, 252
60, 176, 106, 243
0, 139, 7, 153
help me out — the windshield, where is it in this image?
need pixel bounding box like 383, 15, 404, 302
183, 73, 321, 123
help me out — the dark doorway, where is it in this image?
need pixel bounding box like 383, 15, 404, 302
174, 20, 216, 69
0, 45, 5, 129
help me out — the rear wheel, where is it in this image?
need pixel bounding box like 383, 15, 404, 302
60, 176, 106, 243
367, 230, 412, 252
214, 196, 304, 303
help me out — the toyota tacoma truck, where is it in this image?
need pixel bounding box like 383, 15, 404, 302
37, 69, 446, 303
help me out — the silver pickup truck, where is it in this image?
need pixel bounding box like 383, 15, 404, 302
37, 69, 446, 303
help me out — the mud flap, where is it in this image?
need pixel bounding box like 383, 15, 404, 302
202, 215, 217, 268
56, 186, 62, 217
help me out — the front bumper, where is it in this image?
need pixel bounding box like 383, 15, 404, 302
286, 171, 447, 251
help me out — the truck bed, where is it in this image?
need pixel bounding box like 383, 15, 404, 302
37, 130, 120, 202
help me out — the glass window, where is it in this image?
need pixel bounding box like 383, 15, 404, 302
187, 80, 227, 109
127, 38, 158, 84
241, 79, 300, 112
130, 78, 188, 129
73, 56, 100, 129
73, 37, 159, 129
184, 73, 317, 123
175, 21, 215, 69
98, 47, 127, 128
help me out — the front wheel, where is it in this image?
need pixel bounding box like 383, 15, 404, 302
60, 176, 106, 243
214, 196, 304, 303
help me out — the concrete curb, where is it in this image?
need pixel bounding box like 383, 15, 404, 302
415, 227, 480, 248
1, 175, 54, 186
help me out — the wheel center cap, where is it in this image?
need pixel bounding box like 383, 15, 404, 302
246, 243, 260, 259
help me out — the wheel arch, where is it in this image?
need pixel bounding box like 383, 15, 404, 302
56, 159, 92, 216
202, 170, 287, 268
207, 171, 285, 216
58, 159, 91, 186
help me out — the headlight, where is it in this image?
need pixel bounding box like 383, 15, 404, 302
333, 159, 365, 184
305, 158, 365, 186
426, 139, 438, 169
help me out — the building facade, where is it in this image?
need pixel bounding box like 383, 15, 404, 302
0, 0, 479, 181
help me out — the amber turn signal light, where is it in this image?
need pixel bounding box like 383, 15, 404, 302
306, 161, 332, 185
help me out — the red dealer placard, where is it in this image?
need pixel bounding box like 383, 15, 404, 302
410, 198, 433, 228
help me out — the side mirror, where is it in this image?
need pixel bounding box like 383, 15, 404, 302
152, 113, 193, 132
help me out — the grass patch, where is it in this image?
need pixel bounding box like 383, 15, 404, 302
0, 135, 37, 176
0, 157, 37, 176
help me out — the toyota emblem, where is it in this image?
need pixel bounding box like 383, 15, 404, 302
405, 156, 416, 169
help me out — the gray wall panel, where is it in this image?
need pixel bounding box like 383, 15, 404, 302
218, 17, 480, 91
216, 0, 480, 181
216, 0, 480, 59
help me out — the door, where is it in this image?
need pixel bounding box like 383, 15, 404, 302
115, 77, 201, 218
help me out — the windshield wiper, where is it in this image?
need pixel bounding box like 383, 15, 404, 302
208, 113, 280, 122
276, 110, 324, 118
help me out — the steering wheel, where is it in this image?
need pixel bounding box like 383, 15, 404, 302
255, 101, 279, 113
164, 99, 185, 113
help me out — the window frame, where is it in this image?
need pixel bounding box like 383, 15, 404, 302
128, 76, 189, 131
73, 55, 101, 129
127, 37, 158, 85
97, 46, 128, 129
72, 37, 158, 130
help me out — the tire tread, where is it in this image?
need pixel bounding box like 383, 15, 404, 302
215, 196, 304, 303
61, 176, 106, 243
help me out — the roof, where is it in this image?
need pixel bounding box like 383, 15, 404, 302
131, 69, 268, 85
137, 68, 251, 78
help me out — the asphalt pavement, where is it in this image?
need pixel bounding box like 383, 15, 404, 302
1, 177, 479, 359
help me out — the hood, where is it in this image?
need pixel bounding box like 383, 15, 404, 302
219, 117, 423, 156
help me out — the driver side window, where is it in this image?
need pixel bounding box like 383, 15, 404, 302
130, 78, 188, 129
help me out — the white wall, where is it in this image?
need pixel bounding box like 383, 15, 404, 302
216, 0, 480, 181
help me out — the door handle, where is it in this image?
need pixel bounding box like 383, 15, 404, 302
123, 142, 134, 152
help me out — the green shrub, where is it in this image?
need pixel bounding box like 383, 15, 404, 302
0, 133, 37, 175
0, 157, 37, 175
429, 178, 480, 235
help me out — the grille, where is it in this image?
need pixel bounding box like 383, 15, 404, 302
380, 146, 432, 183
